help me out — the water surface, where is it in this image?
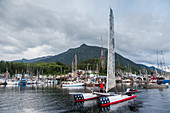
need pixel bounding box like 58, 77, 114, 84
0, 84, 169, 113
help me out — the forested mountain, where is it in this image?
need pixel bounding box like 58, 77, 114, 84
12, 44, 137, 66
11, 43, 156, 74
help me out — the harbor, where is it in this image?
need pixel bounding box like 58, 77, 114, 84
1, 0, 170, 113
0, 84, 170, 113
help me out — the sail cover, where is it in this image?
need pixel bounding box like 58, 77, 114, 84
106, 8, 116, 93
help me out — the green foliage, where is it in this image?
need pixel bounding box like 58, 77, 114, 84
0, 61, 69, 77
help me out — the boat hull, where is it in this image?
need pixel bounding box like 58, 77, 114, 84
0, 79, 7, 85
161, 80, 170, 84
18, 82, 27, 85
62, 83, 84, 87
99, 95, 136, 106
18, 81, 27, 85
74, 93, 99, 102
7, 82, 18, 85
0, 83, 7, 85
143, 84, 168, 89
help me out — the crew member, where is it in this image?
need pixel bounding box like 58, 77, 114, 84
100, 81, 104, 93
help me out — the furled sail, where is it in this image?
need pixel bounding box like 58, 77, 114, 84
106, 8, 116, 93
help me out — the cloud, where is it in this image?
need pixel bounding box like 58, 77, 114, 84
115, 10, 170, 66
0, 0, 170, 67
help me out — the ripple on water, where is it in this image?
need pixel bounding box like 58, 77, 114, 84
0, 84, 170, 113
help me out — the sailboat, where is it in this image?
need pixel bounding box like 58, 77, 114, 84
62, 54, 84, 87
97, 8, 136, 106
71, 8, 136, 105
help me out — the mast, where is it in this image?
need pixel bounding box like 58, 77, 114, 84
157, 51, 159, 70
96, 63, 99, 82
72, 61, 74, 77
156, 51, 159, 76
101, 36, 105, 69
75, 54, 77, 78
6, 67, 9, 79
161, 50, 166, 77
106, 8, 116, 93
145, 69, 148, 81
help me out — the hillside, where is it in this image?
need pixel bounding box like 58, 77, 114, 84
13, 56, 52, 63
37, 44, 103, 65
12, 43, 152, 72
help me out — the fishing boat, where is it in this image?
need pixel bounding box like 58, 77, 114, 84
0, 78, 7, 85
71, 9, 136, 105
6, 79, 18, 85
18, 78, 27, 85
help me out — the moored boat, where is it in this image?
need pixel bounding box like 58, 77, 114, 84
142, 83, 168, 89
18, 78, 27, 85
0, 78, 7, 85
62, 81, 84, 87
6, 79, 18, 85
36, 80, 44, 84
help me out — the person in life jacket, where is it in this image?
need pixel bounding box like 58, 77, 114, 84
99, 81, 104, 93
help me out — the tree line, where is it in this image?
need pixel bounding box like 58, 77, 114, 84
0, 60, 69, 77
0, 58, 153, 77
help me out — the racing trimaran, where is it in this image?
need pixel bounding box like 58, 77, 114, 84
70, 8, 136, 106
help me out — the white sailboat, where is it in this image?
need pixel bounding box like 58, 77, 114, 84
71, 8, 136, 105
98, 8, 136, 106
62, 54, 84, 87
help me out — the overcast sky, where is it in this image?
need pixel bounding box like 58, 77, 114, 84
0, 0, 170, 68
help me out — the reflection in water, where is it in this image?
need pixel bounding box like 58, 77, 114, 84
74, 101, 84, 109
128, 100, 143, 112
0, 85, 6, 88
18, 85, 26, 92
100, 106, 110, 113
73, 98, 143, 113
